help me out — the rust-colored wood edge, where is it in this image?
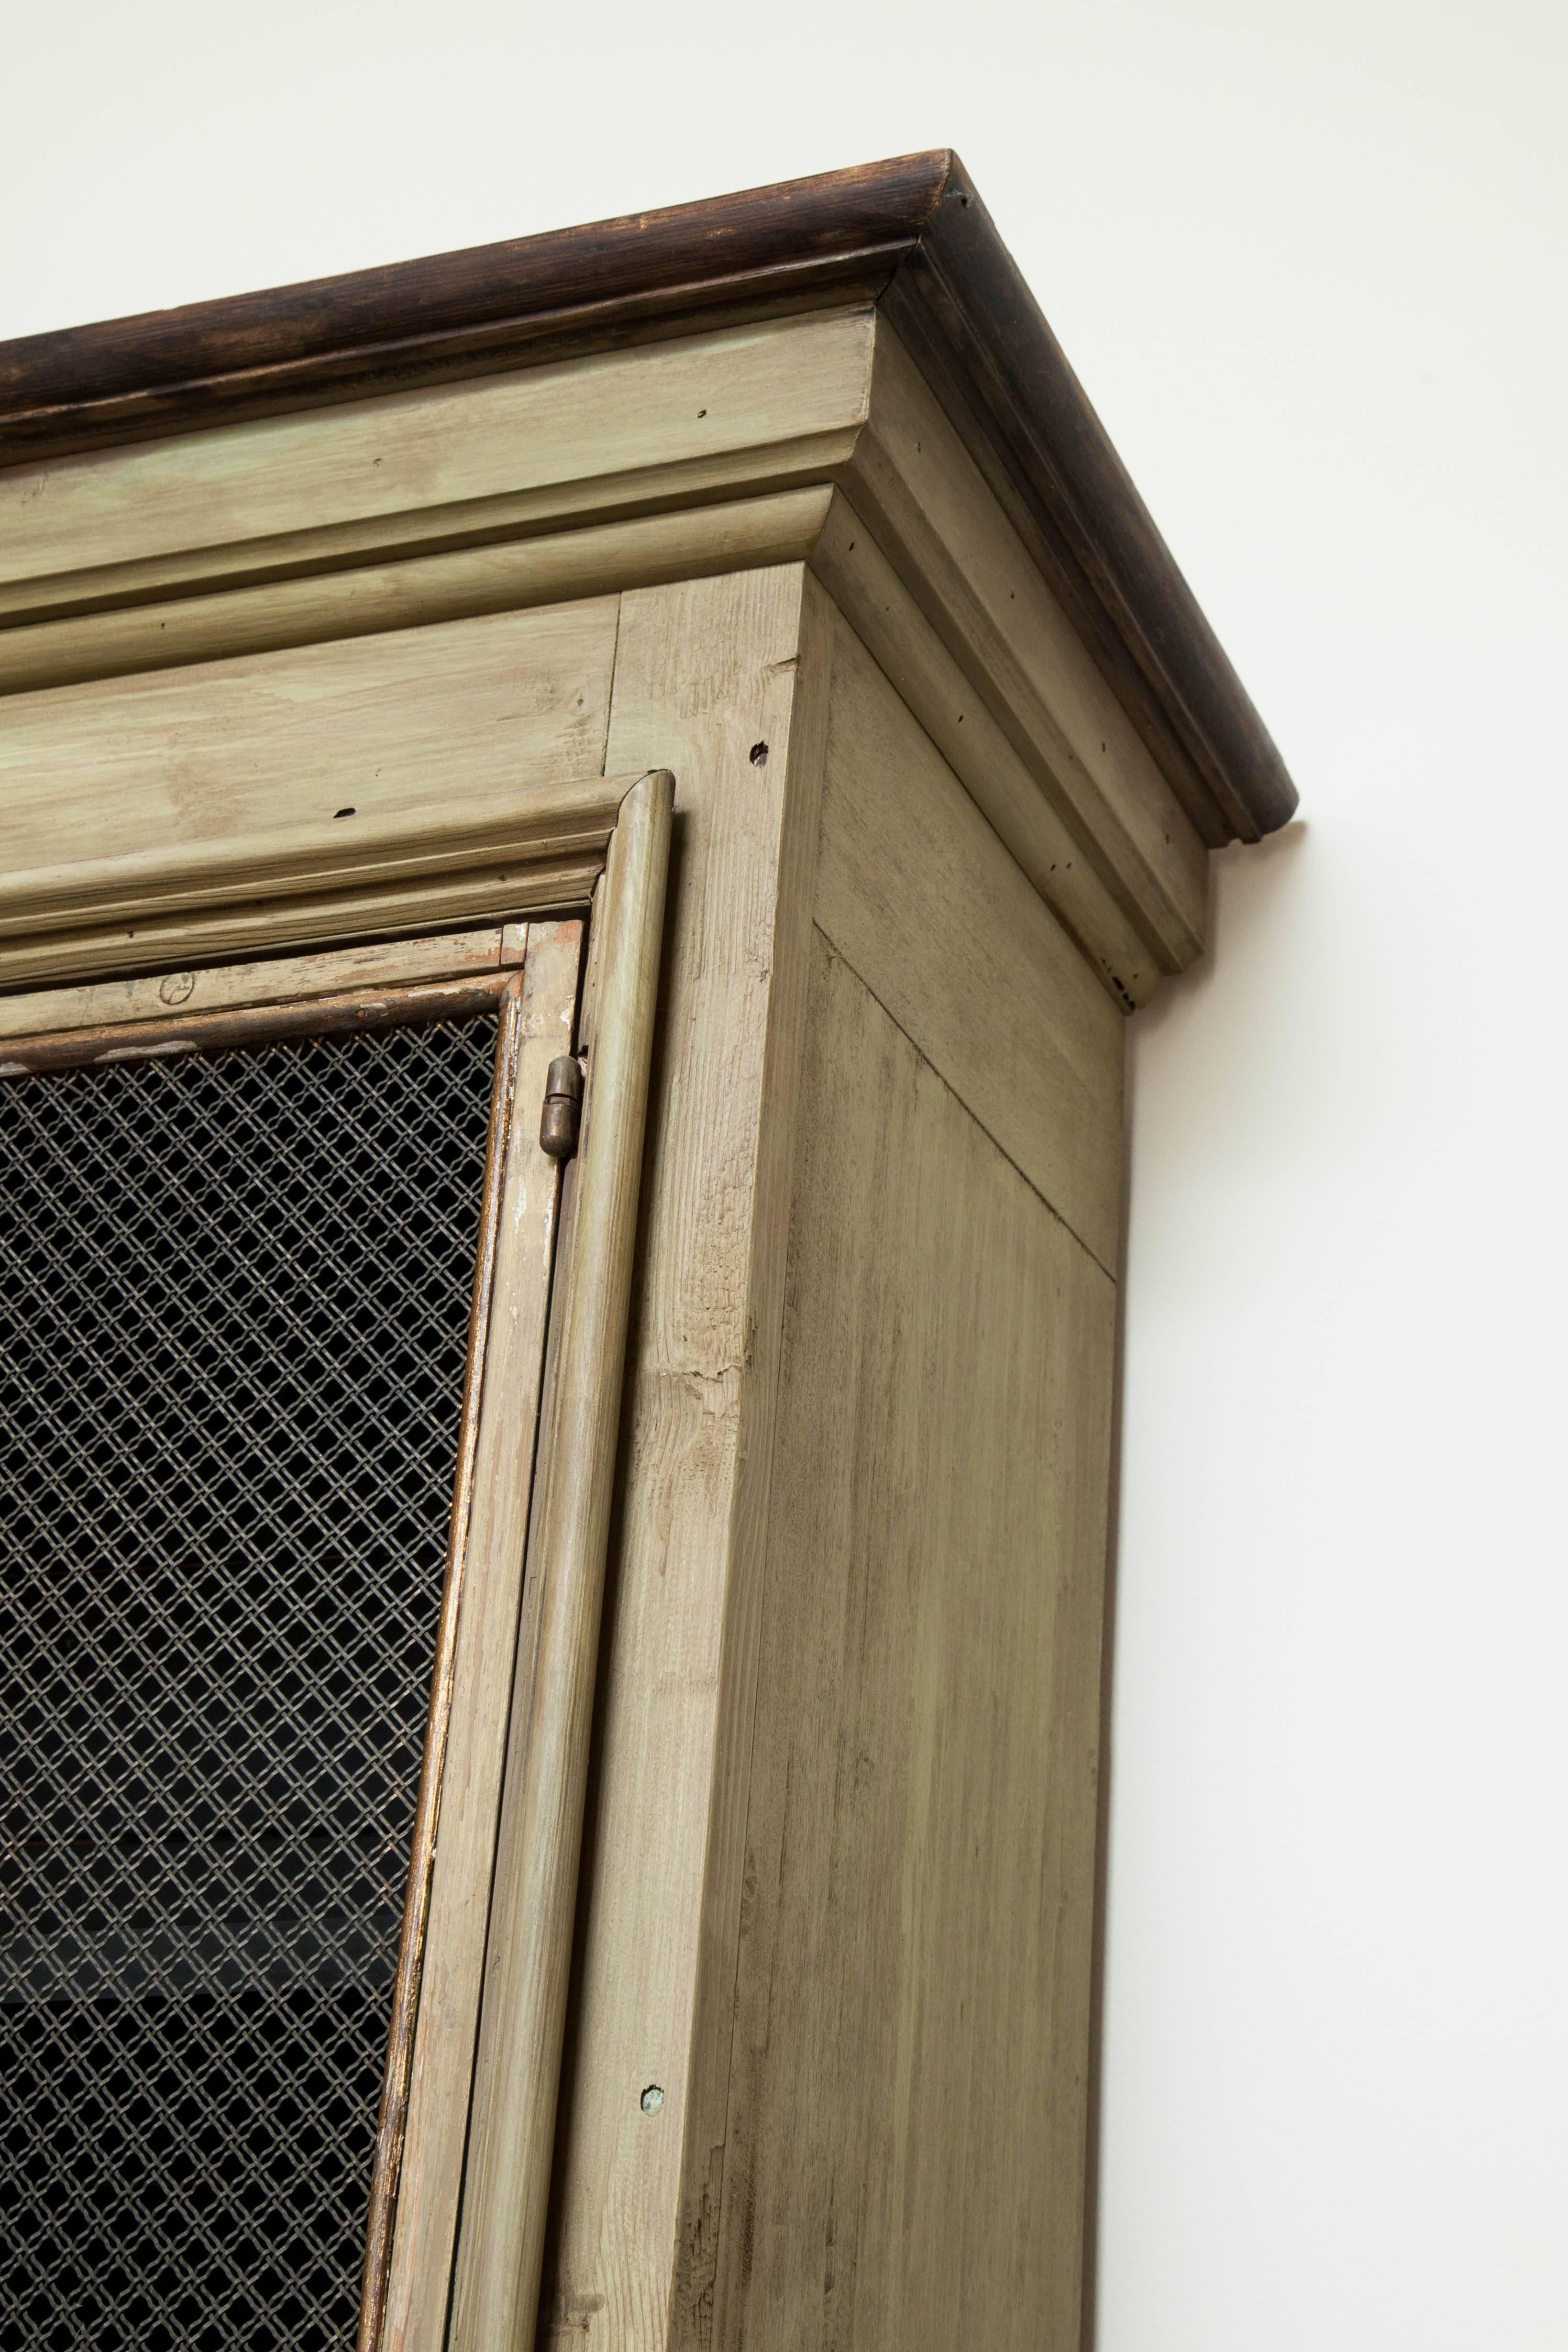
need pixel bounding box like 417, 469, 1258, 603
0, 151, 1296, 841
0, 858, 599, 997
0, 969, 510, 1076
358, 969, 526, 2352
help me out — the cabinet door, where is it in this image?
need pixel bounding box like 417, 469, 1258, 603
0, 924, 571, 2350
0, 777, 669, 2352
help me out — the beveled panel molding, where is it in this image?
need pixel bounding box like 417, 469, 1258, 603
0, 771, 658, 993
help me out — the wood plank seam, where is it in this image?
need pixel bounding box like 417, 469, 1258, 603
808, 918, 1119, 1282
707, 930, 1117, 2352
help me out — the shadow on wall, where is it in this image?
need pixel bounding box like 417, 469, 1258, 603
1078, 809, 1306, 2352
1136, 817, 1309, 1051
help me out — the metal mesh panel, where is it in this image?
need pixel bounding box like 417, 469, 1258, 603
0, 1009, 500, 2352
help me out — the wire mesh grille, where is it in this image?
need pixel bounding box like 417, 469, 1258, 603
0, 1008, 500, 2352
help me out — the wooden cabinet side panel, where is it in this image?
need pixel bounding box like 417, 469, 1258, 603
711, 935, 1119, 2352
813, 600, 1124, 1274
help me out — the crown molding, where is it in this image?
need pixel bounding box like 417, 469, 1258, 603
0, 153, 1295, 848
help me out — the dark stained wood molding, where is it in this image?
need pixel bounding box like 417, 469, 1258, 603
0, 151, 1296, 843
882, 171, 1297, 843
0, 154, 947, 452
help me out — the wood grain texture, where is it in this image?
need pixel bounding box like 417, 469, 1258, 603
812, 606, 1123, 1274
806, 491, 1158, 1007
0, 776, 627, 941
0, 600, 618, 872
451, 775, 672, 2352
0, 489, 835, 698
0, 285, 1273, 1002
710, 933, 1118, 2352
0, 926, 516, 1042
0, 313, 871, 623
843, 321, 1208, 972
0, 149, 1295, 848
382, 920, 585, 2352
666, 570, 837, 2350
540, 566, 818, 2350
0, 314, 1204, 1015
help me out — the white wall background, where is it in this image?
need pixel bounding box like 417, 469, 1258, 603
5, 3, 1565, 2343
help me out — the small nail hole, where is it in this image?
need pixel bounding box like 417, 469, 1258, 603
334, 806, 356, 819
750, 742, 769, 767
640, 2084, 664, 2113
697, 408, 707, 418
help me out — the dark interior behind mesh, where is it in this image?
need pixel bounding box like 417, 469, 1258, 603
0, 1011, 499, 2352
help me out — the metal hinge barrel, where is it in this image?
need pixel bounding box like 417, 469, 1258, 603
539, 1054, 584, 1159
